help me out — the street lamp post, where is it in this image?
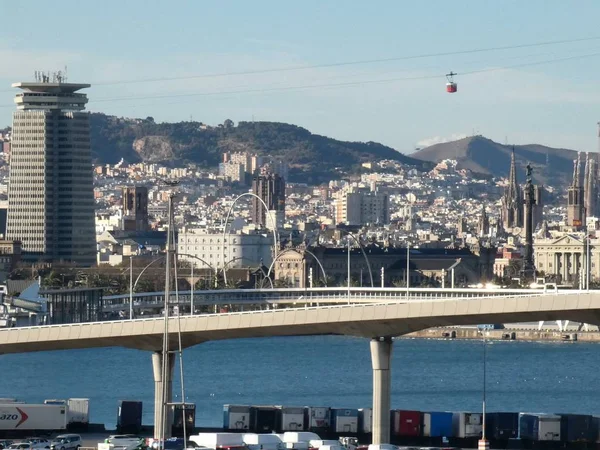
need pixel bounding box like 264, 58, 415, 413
406, 244, 410, 295
190, 262, 194, 315
479, 329, 489, 450
129, 256, 133, 319
347, 236, 351, 301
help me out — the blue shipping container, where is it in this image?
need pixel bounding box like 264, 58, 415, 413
422, 412, 454, 437
560, 414, 596, 442
331, 408, 359, 433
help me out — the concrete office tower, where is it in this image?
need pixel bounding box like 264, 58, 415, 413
251, 170, 285, 228
567, 153, 585, 229
122, 186, 149, 232
501, 148, 523, 229
6, 75, 95, 265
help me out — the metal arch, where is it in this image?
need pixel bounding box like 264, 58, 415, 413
343, 231, 375, 288
177, 252, 221, 289
132, 256, 166, 291
266, 248, 329, 287
221, 256, 275, 289
222, 192, 280, 284
177, 252, 218, 272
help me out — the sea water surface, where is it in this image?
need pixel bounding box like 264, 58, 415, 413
0, 336, 598, 429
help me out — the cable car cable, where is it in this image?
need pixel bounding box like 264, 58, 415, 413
0, 49, 599, 108
89, 35, 600, 86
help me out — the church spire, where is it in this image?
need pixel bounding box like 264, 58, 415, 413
508, 146, 518, 196
572, 152, 582, 188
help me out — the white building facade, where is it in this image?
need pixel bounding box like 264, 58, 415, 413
177, 228, 274, 270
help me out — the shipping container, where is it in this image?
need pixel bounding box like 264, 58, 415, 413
518, 413, 560, 441
421, 412, 453, 437
391, 410, 420, 437
117, 400, 142, 434
0, 404, 67, 431
190, 433, 246, 449
307, 408, 331, 431
452, 412, 482, 438
223, 405, 251, 431
358, 408, 372, 434
243, 433, 283, 450
559, 414, 596, 442
486, 412, 519, 440
171, 403, 196, 437
593, 416, 600, 443
67, 398, 89, 427
251, 406, 280, 433
280, 407, 305, 431
330, 409, 358, 434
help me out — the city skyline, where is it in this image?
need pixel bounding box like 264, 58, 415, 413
2, 1, 600, 154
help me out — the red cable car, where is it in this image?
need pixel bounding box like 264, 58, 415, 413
446, 71, 457, 93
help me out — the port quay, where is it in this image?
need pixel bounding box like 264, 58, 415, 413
2, 287, 600, 449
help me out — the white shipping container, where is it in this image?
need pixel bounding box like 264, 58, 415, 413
308, 408, 330, 429
224, 405, 251, 430
281, 407, 305, 431
358, 409, 372, 434
67, 398, 90, 425
0, 404, 67, 431
538, 415, 561, 441
452, 412, 482, 438
190, 433, 245, 449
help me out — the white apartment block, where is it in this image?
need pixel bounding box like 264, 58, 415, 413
178, 228, 274, 270
335, 191, 390, 226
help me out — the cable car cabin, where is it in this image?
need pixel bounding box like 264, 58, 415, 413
446, 82, 457, 93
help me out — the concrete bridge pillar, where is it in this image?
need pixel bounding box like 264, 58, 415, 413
370, 337, 393, 444
152, 351, 175, 439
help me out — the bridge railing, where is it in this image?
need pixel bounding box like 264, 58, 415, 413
98, 286, 577, 321
3, 290, 571, 332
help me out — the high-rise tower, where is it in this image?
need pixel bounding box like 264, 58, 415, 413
584, 152, 597, 218
251, 168, 285, 228
6, 74, 96, 265
501, 147, 523, 229
567, 152, 585, 229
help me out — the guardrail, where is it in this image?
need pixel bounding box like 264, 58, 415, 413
2, 290, 573, 332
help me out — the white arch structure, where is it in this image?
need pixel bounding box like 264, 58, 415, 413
266, 247, 329, 287
222, 192, 280, 285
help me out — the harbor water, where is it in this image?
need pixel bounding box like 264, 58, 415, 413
0, 336, 598, 429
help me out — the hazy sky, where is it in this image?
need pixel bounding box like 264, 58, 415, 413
1, 0, 600, 154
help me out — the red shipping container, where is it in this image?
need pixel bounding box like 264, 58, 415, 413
391, 410, 421, 436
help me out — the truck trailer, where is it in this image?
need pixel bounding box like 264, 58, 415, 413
0, 404, 67, 433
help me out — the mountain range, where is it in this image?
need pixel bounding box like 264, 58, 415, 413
88, 114, 426, 184
412, 135, 580, 188
2, 114, 585, 187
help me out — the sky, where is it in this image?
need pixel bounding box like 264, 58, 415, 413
1, 0, 600, 154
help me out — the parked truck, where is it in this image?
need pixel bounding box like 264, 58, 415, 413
0, 404, 67, 433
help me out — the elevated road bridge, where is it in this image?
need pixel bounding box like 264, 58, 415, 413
1, 287, 597, 445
